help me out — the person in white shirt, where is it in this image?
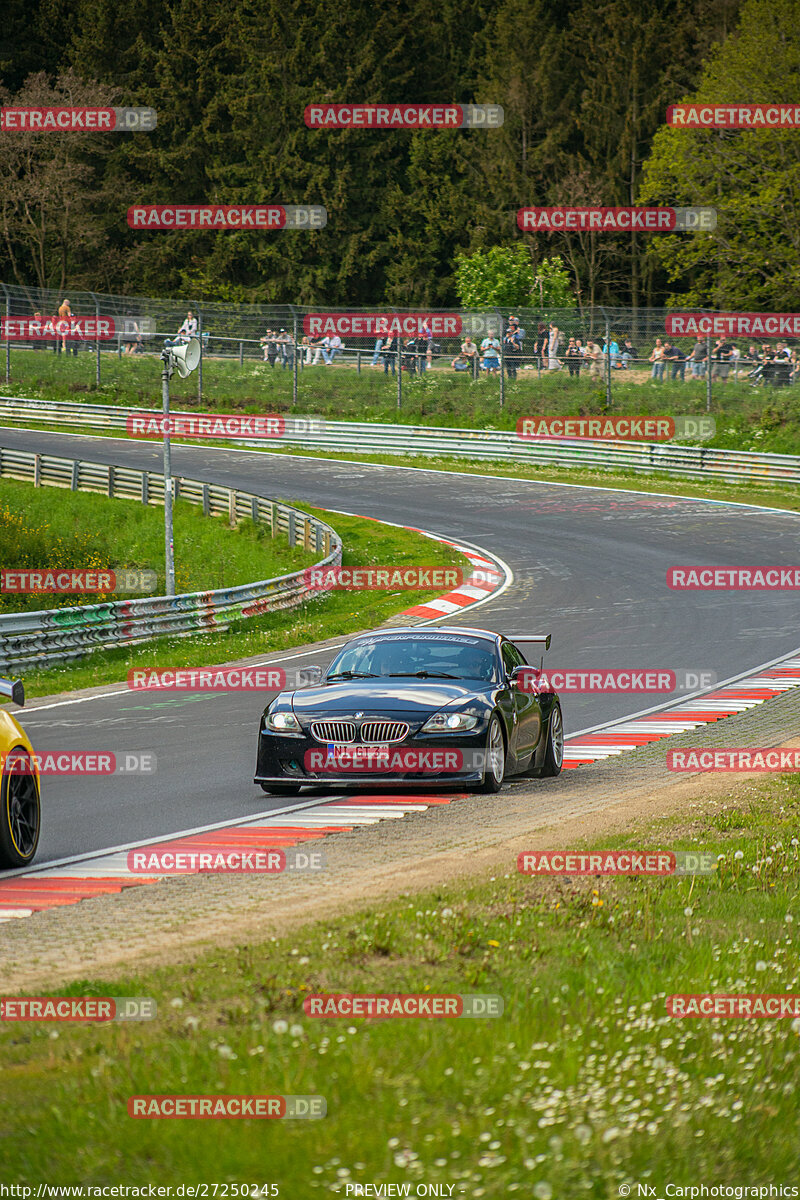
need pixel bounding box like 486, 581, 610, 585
312, 336, 330, 365
547, 322, 561, 370
326, 334, 343, 364
177, 311, 197, 341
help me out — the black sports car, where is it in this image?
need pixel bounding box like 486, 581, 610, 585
254, 626, 563, 794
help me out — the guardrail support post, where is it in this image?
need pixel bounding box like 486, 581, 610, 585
197, 306, 203, 403
202, 484, 209, 516
706, 331, 712, 412
71, 460, 79, 491
142, 473, 149, 505
108, 465, 114, 497
229, 489, 236, 527
251, 496, 258, 524
2, 285, 10, 383
34, 454, 41, 487
288, 509, 296, 546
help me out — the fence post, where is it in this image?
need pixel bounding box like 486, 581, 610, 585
397, 337, 402, 409
1, 283, 9, 383
357, 350, 361, 375
706, 331, 712, 412
291, 307, 299, 408
497, 308, 505, 409
197, 305, 203, 403
239, 341, 243, 366
94, 294, 101, 387
604, 314, 612, 407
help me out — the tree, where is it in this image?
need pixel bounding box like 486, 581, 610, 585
455, 244, 574, 308
0, 70, 119, 292
639, 0, 800, 308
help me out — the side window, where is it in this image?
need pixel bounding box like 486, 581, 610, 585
501, 642, 526, 677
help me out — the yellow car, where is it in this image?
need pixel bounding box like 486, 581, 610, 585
0, 678, 41, 869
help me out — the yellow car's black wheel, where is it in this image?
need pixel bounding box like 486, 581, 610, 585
0, 745, 40, 868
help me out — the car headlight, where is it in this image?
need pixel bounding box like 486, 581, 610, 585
421, 712, 478, 733
265, 710, 302, 733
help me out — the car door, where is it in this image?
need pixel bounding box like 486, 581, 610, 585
501, 641, 541, 763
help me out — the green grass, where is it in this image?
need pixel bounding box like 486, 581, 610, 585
3, 774, 800, 1188
0, 478, 319, 614
5, 346, 800, 455
15, 505, 469, 698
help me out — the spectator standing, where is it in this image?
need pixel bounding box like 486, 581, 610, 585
711, 338, 732, 382
689, 338, 707, 378
481, 330, 501, 376
503, 327, 520, 379
585, 341, 602, 379
279, 329, 294, 369
663, 341, 686, 381
372, 317, 389, 366
57, 298, 77, 355
649, 338, 665, 381
606, 334, 621, 368
420, 318, 433, 369
547, 322, 561, 370
31, 310, 44, 351
729, 342, 742, 379
564, 337, 581, 377
381, 335, 396, 374
534, 322, 548, 369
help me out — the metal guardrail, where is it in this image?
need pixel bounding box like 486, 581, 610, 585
0, 445, 342, 672
1, 395, 799, 485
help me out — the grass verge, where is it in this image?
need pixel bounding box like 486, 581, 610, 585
5, 347, 800, 454
16, 506, 471, 698
0, 478, 319, 613
2, 773, 799, 1188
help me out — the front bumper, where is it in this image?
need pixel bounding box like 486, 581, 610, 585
254, 729, 489, 788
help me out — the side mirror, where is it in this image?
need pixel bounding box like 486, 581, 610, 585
0, 678, 24, 706
510, 666, 539, 693
296, 665, 324, 688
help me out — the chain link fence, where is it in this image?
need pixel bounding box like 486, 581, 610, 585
1, 282, 793, 411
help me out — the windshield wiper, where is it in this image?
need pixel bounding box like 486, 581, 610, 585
385, 671, 459, 679
326, 671, 379, 680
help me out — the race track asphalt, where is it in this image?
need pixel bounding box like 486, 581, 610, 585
3, 427, 798, 865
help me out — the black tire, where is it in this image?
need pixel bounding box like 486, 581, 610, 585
539, 702, 564, 778
260, 783, 302, 796
0, 745, 41, 869
473, 713, 506, 794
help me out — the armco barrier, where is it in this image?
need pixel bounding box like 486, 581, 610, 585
1, 395, 799, 485
0, 445, 342, 673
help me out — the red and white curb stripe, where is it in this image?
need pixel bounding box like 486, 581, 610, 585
401, 538, 505, 619
0, 795, 460, 922
562, 657, 800, 767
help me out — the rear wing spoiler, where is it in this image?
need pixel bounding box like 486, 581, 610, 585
507, 634, 551, 652
0, 678, 24, 707
506, 634, 551, 668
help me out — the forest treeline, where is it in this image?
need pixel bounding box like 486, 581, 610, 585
3, 0, 796, 310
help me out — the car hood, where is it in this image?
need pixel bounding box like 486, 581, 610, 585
288, 680, 489, 717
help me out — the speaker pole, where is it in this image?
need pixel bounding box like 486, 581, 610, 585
161, 351, 176, 597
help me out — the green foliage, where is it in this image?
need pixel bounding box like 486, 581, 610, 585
455, 244, 574, 308
639, 0, 800, 307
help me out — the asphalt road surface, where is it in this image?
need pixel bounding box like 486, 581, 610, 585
4, 428, 799, 866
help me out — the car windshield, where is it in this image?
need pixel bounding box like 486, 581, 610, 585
326, 636, 499, 683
